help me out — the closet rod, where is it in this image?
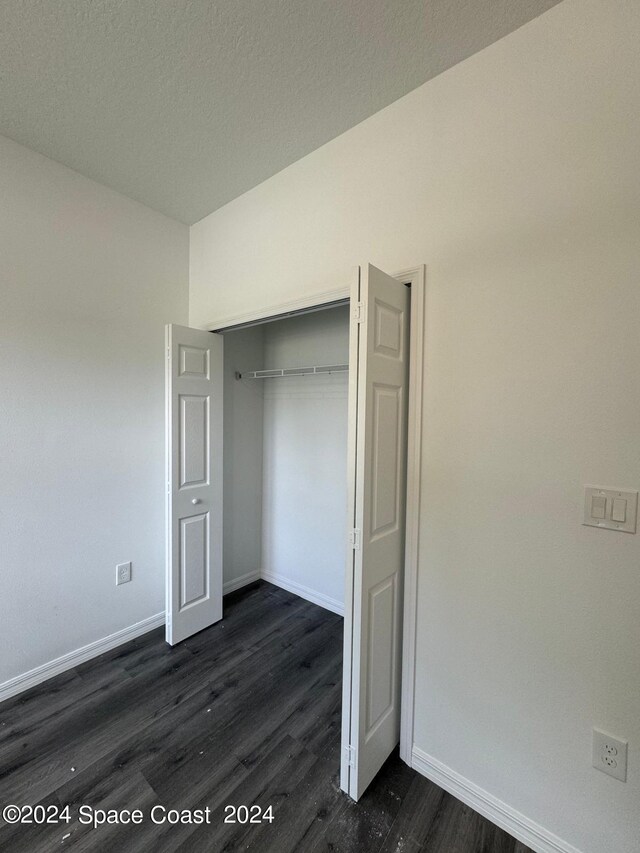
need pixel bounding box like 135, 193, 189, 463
237, 363, 349, 380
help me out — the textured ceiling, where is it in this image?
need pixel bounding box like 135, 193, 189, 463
0, 0, 561, 224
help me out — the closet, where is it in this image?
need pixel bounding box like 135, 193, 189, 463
221, 304, 350, 613
165, 262, 415, 802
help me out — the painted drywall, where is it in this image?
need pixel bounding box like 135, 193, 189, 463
189, 2, 640, 851
261, 308, 349, 612
222, 326, 264, 591
0, 135, 188, 687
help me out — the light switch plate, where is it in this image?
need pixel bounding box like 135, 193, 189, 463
583, 487, 637, 533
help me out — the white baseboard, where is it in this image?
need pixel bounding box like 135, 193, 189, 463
0, 612, 165, 705
261, 570, 344, 616
411, 747, 582, 853
1, 568, 337, 704
223, 569, 261, 595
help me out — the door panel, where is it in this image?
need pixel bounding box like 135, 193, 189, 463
342, 264, 410, 800
179, 344, 210, 377
371, 383, 402, 535
179, 512, 209, 607
180, 395, 209, 487
366, 574, 395, 733
166, 324, 223, 645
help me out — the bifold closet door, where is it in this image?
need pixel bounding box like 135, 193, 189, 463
341, 264, 410, 801
165, 324, 224, 645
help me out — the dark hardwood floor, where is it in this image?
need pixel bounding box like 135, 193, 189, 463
0, 582, 531, 852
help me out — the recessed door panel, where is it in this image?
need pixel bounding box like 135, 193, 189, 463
371, 384, 401, 537
374, 299, 403, 359
180, 513, 209, 609
180, 395, 210, 488
366, 574, 396, 736
179, 345, 210, 378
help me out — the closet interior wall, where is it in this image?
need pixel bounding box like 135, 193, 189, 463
222, 306, 350, 612
223, 325, 265, 593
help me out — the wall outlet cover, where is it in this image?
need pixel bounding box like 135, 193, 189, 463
116, 562, 132, 586
593, 728, 627, 782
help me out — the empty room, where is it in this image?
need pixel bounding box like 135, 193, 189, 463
0, 2, 638, 852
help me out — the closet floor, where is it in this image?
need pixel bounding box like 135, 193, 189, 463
0, 582, 531, 852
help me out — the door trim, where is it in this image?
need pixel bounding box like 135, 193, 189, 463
203, 264, 425, 771
394, 265, 425, 767
205, 286, 351, 333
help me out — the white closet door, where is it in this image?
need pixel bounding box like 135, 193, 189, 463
341, 264, 410, 800
165, 324, 223, 645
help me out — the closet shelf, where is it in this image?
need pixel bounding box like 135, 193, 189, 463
238, 363, 349, 380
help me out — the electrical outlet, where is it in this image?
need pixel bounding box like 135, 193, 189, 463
116, 562, 132, 586
593, 728, 627, 781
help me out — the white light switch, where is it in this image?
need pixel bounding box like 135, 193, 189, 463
591, 495, 607, 519
584, 487, 638, 533
612, 498, 627, 523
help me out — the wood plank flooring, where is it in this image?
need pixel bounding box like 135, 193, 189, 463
0, 582, 532, 852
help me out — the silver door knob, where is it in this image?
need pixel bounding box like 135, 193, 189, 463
191, 498, 201, 505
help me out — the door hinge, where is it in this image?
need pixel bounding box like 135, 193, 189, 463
349, 528, 361, 550
353, 301, 364, 323
344, 745, 356, 767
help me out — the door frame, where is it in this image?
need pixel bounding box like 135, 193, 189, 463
205, 264, 425, 769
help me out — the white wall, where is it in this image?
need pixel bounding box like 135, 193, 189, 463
189, 2, 640, 851
0, 135, 188, 688
261, 308, 349, 612
222, 326, 264, 591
